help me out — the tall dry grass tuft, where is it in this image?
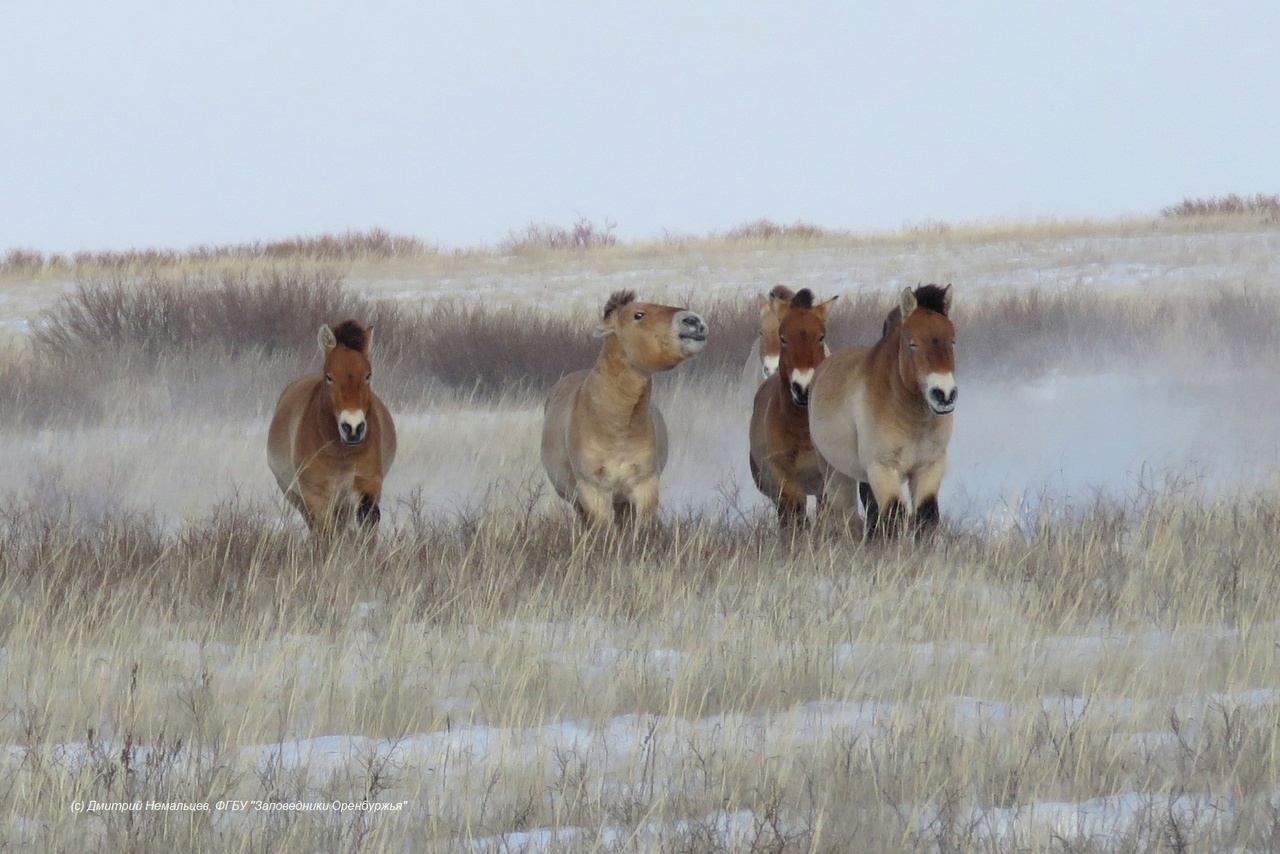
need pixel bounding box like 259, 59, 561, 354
721, 218, 835, 242
1161, 193, 1280, 220
0, 229, 436, 277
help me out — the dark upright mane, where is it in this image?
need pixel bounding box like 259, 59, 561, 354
790, 288, 814, 309
332, 319, 369, 353
881, 283, 951, 337
602, 290, 637, 320
768, 284, 796, 302
914, 284, 950, 316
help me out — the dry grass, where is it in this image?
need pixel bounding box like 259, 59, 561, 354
1161, 193, 1280, 221
3, 236, 1280, 850
5, 208, 1278, 283
1, 488, 1280, 850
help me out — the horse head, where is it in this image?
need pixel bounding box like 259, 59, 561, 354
595, 290, 708, 373
756, 284, 795, 379
318, 320, 376, 445
896, 284, 956, 415
774, 288, 837, 407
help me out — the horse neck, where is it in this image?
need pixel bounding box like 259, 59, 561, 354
871, 336, 932, 422
584, 336, 654, 430
772, 371, 809, 428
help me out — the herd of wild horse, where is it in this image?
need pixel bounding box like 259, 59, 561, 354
267, 283, 957, 540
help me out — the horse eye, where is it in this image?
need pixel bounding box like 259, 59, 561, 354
819, 334, 826, 343
779, 335, 788, 347
633, 310, 645, 321
324, 374, 334, 383
365, 372, 372, 381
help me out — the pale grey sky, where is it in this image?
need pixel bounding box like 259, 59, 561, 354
3, 1, 1277, 252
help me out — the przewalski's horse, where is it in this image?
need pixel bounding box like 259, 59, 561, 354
810, 284, 956, 539
748, 288, 837, 528
741, 285, 795, 393
268, 320, 397, 536
541, 290, 709, 527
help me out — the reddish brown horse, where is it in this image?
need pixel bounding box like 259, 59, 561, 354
810, 285, 956, 539
267, 320, 397, 535
749, 288, 837, 528
541, 291, 709, 527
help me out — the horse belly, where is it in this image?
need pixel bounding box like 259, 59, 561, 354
788, 446, 827, 496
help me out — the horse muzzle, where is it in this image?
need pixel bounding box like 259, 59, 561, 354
676, 313, 709, 355
926, 382, 958, 415
788, 367, 815, 407
338, 411, 368, 445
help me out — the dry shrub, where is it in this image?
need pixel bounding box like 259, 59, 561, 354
1161, 193, 1280, 220
13, 270, 1280, 425
31, 270, 355, 364
722, 218, 835, 242
498, 217, 619, 254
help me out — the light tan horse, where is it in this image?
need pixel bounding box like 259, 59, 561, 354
541, 290, 709, 526
267, 320, 396, 535
749, 288, 837, 528
740, 285, 795, 397
810, 284, 956, 539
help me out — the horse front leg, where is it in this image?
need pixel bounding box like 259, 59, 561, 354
865, 463, 907, 540
353, 473, 384, 528
628, 477, 662, 528
573, 482, 616, 529
908, 455, 947, 538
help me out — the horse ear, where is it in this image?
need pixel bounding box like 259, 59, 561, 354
941, 285, 953, 315
756, 294, 771, 315
593, 314, 617, 338
814, 295, 839, 322
899, 287, 917, 319
364, 326, 374, 356
317, 324, 337, 353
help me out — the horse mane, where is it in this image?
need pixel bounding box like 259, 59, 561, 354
790, 288, 814, 309
331, 319, 369, 353
914, 284, 950, 316
602, 290, 637, 320
880, 283, 950, 336
768, 284, 795, 302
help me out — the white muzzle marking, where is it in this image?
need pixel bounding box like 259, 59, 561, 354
338, 409, 367, 443
761, 354, 780, 378
789, 367, 814, 391
924, 371, 957, 414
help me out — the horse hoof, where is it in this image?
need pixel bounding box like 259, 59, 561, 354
357, 497, 381, 526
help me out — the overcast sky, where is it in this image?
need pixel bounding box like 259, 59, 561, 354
3, 2, 1277, 253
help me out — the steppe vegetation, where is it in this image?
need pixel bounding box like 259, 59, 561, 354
1, 205, 1280, 851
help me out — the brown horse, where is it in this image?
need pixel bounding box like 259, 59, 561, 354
541, 290, 709, 527
267, 320, 397, 535
748, 288, 837, 527
809, 284, 956, 539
